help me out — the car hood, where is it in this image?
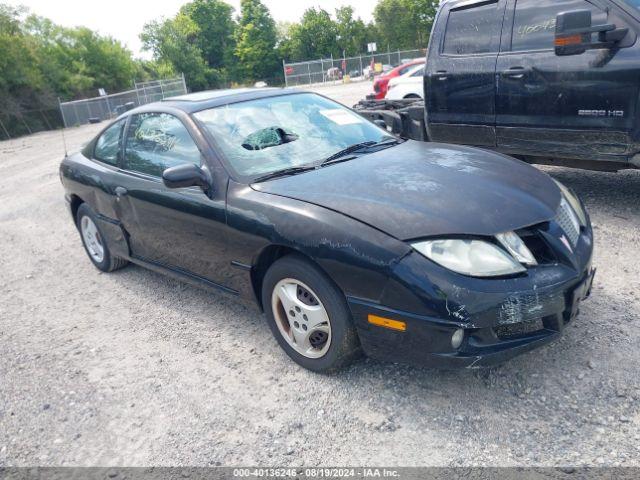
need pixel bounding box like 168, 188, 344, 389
251, 141, 561, 241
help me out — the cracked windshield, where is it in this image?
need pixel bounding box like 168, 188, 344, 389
193, 93, 391, 177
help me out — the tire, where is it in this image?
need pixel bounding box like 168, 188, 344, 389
262, 254, 361, 373
404, 94, 421, 99
76, 203, 128, 273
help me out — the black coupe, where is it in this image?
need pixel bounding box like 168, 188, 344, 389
60, 88, 595, 372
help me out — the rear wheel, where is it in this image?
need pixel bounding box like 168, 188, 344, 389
262, 255, 361, 373
76, 203, 128, 273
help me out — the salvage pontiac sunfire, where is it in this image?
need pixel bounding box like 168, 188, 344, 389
60, 88, 595, 372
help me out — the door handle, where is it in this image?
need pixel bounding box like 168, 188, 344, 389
501, 67, 529, 79
114, 186, 128, 198
434, 70, 449, 81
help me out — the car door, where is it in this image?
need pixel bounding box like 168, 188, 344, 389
496, 0, 640, 161
425, 0, 508, 146
114, 111, 229, 286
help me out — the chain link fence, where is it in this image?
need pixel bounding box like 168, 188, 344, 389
283, 49, 426, 87
0, 108, 64, 140
58, 75, 187, 129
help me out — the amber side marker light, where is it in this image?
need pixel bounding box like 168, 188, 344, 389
368, 314, 407, 332
555, 35, 584, 46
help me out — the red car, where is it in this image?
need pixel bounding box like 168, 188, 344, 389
371, 58, 426, 100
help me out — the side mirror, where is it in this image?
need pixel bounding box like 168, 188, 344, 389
162, 164, 210, 192
555, 9, 626, 56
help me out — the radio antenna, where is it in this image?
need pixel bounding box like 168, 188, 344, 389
58, 97, 69, 158
60, 126, 69, 158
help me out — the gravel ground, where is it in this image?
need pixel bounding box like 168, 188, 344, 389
0, 82, 639, 467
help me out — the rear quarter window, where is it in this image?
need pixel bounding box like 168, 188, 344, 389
93, 120, 125, 165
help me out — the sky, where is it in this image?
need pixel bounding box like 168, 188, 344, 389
7, 0, 376, 59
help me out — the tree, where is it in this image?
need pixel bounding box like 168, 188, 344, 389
234, 0, 280, 82
141, 0, 237, 90
281, 8, 339, 61
0, 4, 44, 114
408, 0, 439, 46
374, 0, 417, 50
1, 2, 145, 137
180, 0, 236, 70
141, 13, 214, 91
22, 14, 138, 99
373, 0, 439, 50
72, 28, 138, 93
335, 6, 367, 56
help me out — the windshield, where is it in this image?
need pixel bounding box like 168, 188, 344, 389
193, 93, 391, 178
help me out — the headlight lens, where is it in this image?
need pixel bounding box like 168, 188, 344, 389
412, 239, 526, 277
554, 179, 587, 226
496, 231, 537, 266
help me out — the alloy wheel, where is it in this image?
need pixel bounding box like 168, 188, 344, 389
80, 216, 105, 263
271, 278, 332, 359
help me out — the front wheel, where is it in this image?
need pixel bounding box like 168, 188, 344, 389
262, 255, 361, 373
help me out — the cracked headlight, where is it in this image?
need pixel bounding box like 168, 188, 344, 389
412, 239, 526, 278
554, 179, 587, 227
496, 231, 537, 266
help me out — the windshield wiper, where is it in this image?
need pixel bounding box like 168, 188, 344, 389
252, 165, 317, 183
375, 138, 404, 147
253, 138, 405, 182
321, 141, 377, 164
321, 138, 403, 165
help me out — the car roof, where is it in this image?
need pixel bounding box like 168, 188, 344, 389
154, 87, 306, 114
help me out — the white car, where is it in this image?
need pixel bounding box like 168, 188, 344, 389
385, 64, 425, 100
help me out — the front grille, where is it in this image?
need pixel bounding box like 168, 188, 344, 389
495, 319, 545, 340
556, 199, 580, 246
517, 227, 557, 265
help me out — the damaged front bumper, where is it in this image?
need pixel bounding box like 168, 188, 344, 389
347, 207, 595, 369
348, 266, 594, 368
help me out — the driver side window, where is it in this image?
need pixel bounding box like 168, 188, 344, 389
123, 113, 201, 177
512, 0, 607, 52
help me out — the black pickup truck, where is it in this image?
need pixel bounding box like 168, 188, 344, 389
356, 0, 640, 171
